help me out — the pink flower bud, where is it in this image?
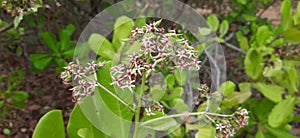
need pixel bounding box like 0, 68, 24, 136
30, 1, 35, 6
56, 2, 61, 7
2, 1, 7, 7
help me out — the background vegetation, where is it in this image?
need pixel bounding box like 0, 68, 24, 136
0, 0, 299, 137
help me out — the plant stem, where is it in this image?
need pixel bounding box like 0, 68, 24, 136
133, 53, 150, 138
133, 70, 147, 138
140, 112, 234, 127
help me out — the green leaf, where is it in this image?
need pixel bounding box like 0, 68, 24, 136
3, 128, 10, 135
173, 98, 189, 113
240, 37, 249, 51
219, 81, 235, 97
141, 117, 178, 131
29, 54, 53, 70
67, 105, 109, 138
195, 125, 216, 138
265, 125, 297, 138
244, 48, 264, 80
169, 87, 184, 99
59, 24, 75, 51
256, 26, 271, 47
88, 33, 115, 59
112, 16, 134, 51
13, 14, 23, 28
238, 82, 251, 92
11, 91, 29, 102
149, 85, 165, 101
219, 20, 229, 37
11, 101, 26, 109
89, 62, 133, 137
281, 0, 293, 31
54, 58, 68, 69
223, 91, 252, 107
32, 110, 65, 138
268, 97, 295, 128
238, 0, 247, 5
253, 83, 284, 103
207, 15, 219, 32
174, 69, 188, 86
199, 28, 212, 36
40, 32, 58, 52
255, 128, 265, 138
165, 74, 175, 86
283, 28, 300, 42
136, 18, 146, 28
77, 128, 90, 138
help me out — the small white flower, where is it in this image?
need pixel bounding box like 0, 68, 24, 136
175, 60, 186, 70
216, 123, 225, 131
87, 61, 97, 71
131, 27, 144, 36
145, 107, 156, 116
88, 81, 98, 90
176, 50, 188, 59
74, 70, 84, 80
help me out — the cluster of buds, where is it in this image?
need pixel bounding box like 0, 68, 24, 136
214, 108, 249, 138
110, 20, 201, 92
60, 61, 106, 103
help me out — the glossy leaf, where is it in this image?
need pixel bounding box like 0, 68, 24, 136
174, 69, 188, 86
223, 91, 252, 107
29, 54, 53, 70
219, 20, 229, 37
265, 125, 297, 138
40, 32, 58, 52
207, 14, 219, 32
268, 97, 295, 128
59, 24, 75, 51
195, 125, 216, 138
149, 85, 165, 101
141, 117, 178, 131
283, 28, 300, 42
240, 36, 249, 51
32, 110, 65, 138
219, 81, 235, 97
281, 0, 292, 31
88, 33, 115, 59
165, 74, 175, 86
11, 91, 29, 102
256, 26, 271, 47
253, 83, 284, 103
67, 105, 109, 138
244, 48, 263, 80
112, 16, 134, 51
255, 128, 265, 138
199, 28, 212, 36
173, 98, 189, 113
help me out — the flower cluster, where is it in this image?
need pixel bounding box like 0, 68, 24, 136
1, 1, 61, 16
60, 61, 106, 103
214, 108, 249, 138
110, 20, 201, 92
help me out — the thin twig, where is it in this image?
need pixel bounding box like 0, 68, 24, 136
141, 112, 234, 127
224, 42, 246, 54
